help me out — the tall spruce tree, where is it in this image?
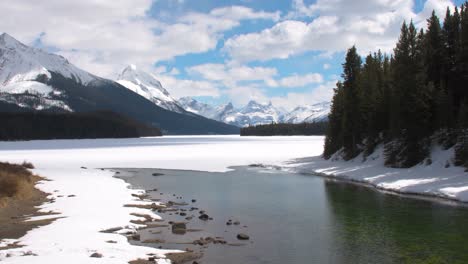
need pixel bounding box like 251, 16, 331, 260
341, 46, 363, 160
324, 81, 345, 159
386, 22, 431, 167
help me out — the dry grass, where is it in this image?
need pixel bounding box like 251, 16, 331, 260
0, 162, 38, 207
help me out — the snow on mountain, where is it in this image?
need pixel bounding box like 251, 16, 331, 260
116, 65, 184, 113
224, 100, 283, 127
178, 97, 219, 119
179, 97, 330, 127
0, 33, 96, 86
283, 101, 331, 124
0, 33, 239, 134
179, 98, 286, 127
0, 33, 99, 111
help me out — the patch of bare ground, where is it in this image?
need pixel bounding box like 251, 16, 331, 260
0, 162, 57, 249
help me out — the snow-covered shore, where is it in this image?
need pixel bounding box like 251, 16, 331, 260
1, 135, 467, 263
0, 136, 321, 263
284, 145, 468, 203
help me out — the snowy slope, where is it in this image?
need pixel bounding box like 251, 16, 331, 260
283, 101, 330, 124
0, 33, 96, 86
116, 65, 184, 113
285, 144, 468, 202
178, 97, 219, 119
0, 33, 98, 111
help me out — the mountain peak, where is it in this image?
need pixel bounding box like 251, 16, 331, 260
0, 33, 96, 86
116, 65, 184, 113
0, 33, 25, 49
246, 100, 262, 107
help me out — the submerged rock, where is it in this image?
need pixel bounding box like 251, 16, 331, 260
237, 233, 249, 240
198, 214, 210, 221
90, 252, 103, 258
172, 222, 187, 234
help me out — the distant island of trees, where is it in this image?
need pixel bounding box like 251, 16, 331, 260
241, 122, 327, 136
324, 4, 468, 168
0, 111, 162, 141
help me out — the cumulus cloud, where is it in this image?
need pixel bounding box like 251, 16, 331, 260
271, 80, 337, 110
224, 85, 269, 106
157, 74, 221, 99
188, 62, 324, 91
187, 63, 277, 87
0, 1, 279, 78
224, 0, 456, 63
269, 73, 324, 88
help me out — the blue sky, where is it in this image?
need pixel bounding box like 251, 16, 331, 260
1, 0, 464, 109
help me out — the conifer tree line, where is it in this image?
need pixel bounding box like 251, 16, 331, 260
240, 121, 327, 136
324, 3, 468, 168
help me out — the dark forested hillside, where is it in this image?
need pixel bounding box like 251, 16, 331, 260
0, 111, 162, 141
324, 3, 468, 168
241, 122, 327, 136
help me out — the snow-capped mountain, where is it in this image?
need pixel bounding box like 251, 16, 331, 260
116, 65, 184, 113
282, 101, 330, 124
179, 98, 285, 127
0, 32, 98, 111
178, 97, 218, 119
0, 33, 239, 134
0, 33, 96, 86
179, 97, 330, 127
222, 100, 283, 127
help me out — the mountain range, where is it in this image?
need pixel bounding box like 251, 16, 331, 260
0, 33, 238, 135
178, 97, 330, 127
0, 32, 330, 133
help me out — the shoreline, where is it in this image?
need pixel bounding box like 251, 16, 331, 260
302, 170, 468, 207
0, 173, 59, 251
114, 168, 251, 264
278, 148, 468, 206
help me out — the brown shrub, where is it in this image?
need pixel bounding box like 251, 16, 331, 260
21, 161, 35, 169
0, 162, 36, 202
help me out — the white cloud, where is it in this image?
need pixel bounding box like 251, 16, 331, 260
0, 1, 279, 78
157, 74, 221, 99
188, 63, 324, 90
209, 6, 280, 22
271, 80, 337, 110
224, 0, 456, 63
224, 85, 268, 106
187, 63, 277, 87
323, 63, 331, 70
270, 73, 324, 88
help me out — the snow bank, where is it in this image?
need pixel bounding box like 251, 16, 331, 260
284, 144, 468, 202
0, 136, 322, 263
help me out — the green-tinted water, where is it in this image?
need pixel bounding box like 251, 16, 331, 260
122, 166, 468, 264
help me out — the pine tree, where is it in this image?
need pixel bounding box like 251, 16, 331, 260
425, 11, 444, 90
360, 52, 385, 155
458, 3, 468, 120
324, 82, 345, 159
386, 22, 432, 167
341, 46, 362, 160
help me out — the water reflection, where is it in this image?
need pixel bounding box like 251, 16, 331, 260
324, 180, 468, 264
